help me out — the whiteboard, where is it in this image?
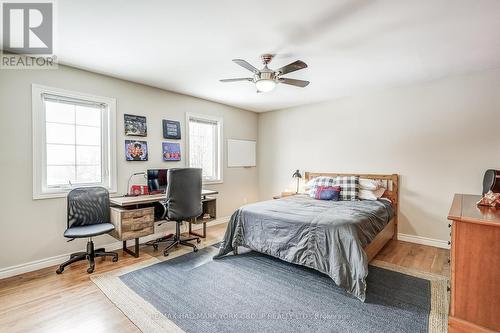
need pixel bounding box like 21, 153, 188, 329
227, 139, 256, 167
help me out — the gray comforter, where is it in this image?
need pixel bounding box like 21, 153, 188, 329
214, 195, 394, 301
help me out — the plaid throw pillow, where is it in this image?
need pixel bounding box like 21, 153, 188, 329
336, 176, 359, 201
307, 177, 336, 197
306, 176, 336, 189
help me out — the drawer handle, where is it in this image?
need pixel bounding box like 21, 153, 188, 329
448, 241, 451, 245
448, 223, 451, 228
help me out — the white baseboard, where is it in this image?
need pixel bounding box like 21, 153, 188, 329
397, 233, 450, 249
0, 216, 230, 280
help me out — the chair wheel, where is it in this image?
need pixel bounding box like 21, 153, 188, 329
153, 244, 158, 250
193, 246, 198, 252
164, 252, 169, 256
56, 267, 63, 274
112, 256, 118, 262
196, 239, 201, 243
87, 267, 94, 274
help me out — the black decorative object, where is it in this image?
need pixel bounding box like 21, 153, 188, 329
292, 169, 302, 194
483, 169, 500, 195
163, 120, 181, 139
124, 114, 147, 136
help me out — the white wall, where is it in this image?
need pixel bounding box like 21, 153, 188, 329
1, 64, 499, 273
258, 68, 500, 242
0, 65, 258, 271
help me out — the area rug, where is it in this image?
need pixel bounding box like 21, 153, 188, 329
92, 245, 448, 333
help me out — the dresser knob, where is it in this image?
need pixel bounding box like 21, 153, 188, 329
447, 286, 451, 292
448, 258, 450, 263
448, 241, 451, 245
448, 223, 451, 228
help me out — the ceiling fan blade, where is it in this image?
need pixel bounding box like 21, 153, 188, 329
275, 60, 308, 75
220, 78, 253, 82
279, 78, 310, 87
232, 59, 260, 74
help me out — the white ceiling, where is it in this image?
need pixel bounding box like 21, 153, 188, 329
56, 0, 500, 112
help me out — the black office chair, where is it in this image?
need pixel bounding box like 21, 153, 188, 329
56, 187, 118, 274
148, 168, 202, 256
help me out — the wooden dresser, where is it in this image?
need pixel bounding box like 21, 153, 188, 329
448, 194, 500, 333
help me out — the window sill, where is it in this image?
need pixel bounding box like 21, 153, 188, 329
202, 180, 223, 185
33, 187, 117, 200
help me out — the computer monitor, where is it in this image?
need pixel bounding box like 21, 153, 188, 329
147, 169, 168, 194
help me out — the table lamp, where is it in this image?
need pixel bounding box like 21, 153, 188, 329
126, 171, 146, 196
292, 169, 302, 194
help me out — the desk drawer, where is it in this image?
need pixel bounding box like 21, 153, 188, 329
110, 207, 154, 241
122, 208, 153, 219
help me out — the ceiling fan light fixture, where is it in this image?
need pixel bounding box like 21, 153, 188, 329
255, 79, 276, 92
221, 55, 309, 92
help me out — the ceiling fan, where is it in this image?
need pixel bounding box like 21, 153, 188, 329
220, 54, 309, 93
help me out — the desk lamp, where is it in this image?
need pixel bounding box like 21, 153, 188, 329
126, 172, 146, 196
292, 170, 302, 194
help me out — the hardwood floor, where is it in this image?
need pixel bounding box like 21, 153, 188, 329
0, 223, 450, 333
375, 237, 450, 276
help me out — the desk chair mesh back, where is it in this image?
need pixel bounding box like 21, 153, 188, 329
56, 187, 118, 274
68, 187, 110, 228
156, 168, 203, 256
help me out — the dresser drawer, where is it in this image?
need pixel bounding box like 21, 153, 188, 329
110, 207, 154, 241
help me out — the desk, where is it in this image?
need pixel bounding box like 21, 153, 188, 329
110, 189, 218, 207
109, 190, 218, 257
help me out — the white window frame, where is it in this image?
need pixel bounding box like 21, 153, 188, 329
32, 84, 117, 199
185, 112, 223, 184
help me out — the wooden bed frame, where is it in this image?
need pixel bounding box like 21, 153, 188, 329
304, 172, 399, 262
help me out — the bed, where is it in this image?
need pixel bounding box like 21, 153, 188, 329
214, 172, 399, 301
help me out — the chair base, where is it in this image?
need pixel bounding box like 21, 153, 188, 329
56, 239, 118, 274
145, 233, 174, 251
162, 234, 201, 256
147, 221, 201, 256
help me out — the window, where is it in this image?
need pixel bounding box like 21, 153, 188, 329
186, 113, 223, 183
32, 85, 117, 199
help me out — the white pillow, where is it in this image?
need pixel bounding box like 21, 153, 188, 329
359, 187, 386, 200
359, 178, 383, 191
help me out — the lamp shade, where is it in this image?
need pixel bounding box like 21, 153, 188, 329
292, 170, 302, 179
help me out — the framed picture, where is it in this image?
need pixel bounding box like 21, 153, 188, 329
162, 120, 181, 139
124, 114, 147, 136
125, 140, 148, 161
162, 142, 181, 161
